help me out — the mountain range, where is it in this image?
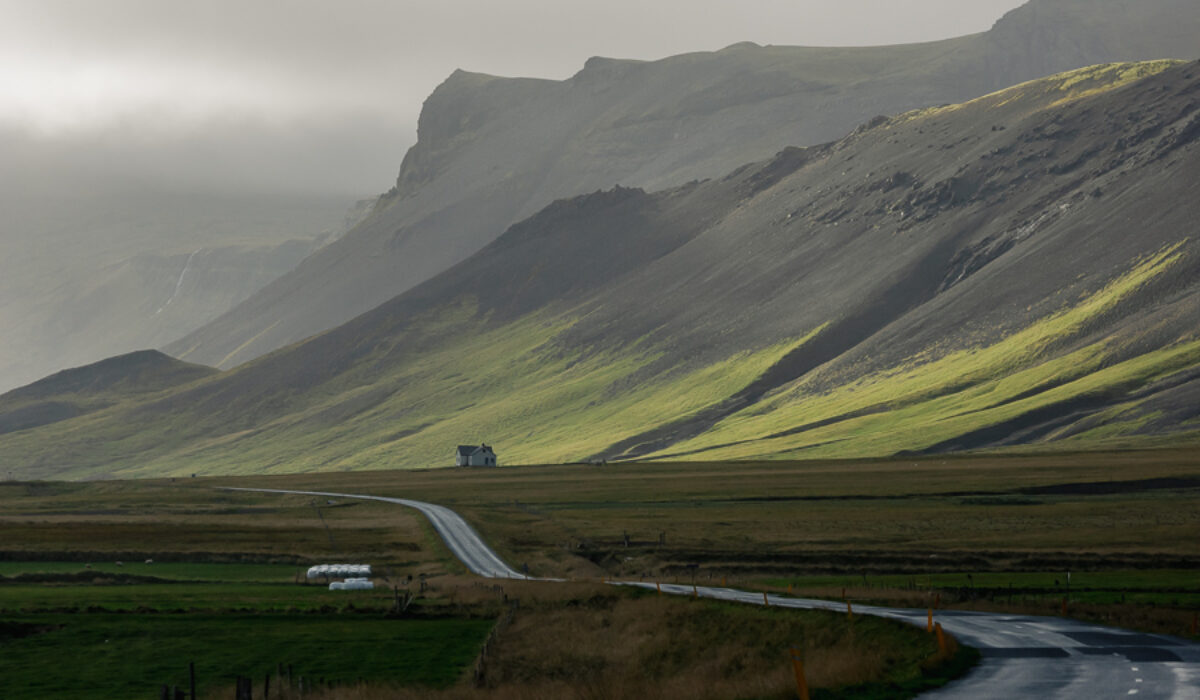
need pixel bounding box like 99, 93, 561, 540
165, 0, 1200, 371
4, 56, 1199, 479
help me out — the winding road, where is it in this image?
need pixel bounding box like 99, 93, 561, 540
228, 487, 1200, 699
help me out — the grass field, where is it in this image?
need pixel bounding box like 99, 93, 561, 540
0, 613, 493, 700
0, 560, 297, 581
195, 450, 1200, 640
2, 456, 1039, 699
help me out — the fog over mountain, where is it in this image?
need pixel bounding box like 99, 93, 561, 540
0, 0, 1026, 392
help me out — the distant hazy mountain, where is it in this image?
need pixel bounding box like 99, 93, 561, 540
6, 60, 1199, 478
0, 191, 370, 392
168, 0, 1200, 370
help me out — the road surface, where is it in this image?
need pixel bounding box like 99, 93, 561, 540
229, 487, 1200, 699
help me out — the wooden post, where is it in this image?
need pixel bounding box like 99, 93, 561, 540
927, 608, 933, 633
160, 685, 170, 700
692, 583, 698, 598
656, 582, 662, 595
721, 576, 727, 587
189, 662, 196, 700
264, 672, 271, 700
763, 591, 770, 607
787, 583, 793, 594
847, 600, 853, 619
934, 592, 941, 609
789, 647, 810, 700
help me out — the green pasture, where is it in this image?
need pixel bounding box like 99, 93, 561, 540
0, 581, 400, 613
0, 560, 298, 582
0, 613, 493, 700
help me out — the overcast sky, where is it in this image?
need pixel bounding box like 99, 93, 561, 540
1, 0, 1027, 198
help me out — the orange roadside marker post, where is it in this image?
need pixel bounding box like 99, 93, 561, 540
934, 622, 948, 656
847, 600, 853, 619
764, 591, 770, 607
789, 647, 810, 700
934, 592, 941, 609
927, 608, 934, 633
787, 583, 793, 594
721, 576, 727, 587
656, 582, 662, 595
692, 584, 698, 598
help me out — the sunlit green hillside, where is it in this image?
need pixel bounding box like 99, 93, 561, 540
2, 61, 1200, 478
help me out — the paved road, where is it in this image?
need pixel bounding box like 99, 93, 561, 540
231, 487, 1200, 699
225, 487, 526, 579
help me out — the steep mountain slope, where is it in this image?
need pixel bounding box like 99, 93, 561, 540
5, 60, 1199, 479
167, 0, 1200, 371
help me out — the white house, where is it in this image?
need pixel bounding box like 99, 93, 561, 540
455, 444, 498, 467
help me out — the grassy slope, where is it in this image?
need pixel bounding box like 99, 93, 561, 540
657, 242, 1200, 460
2, 62, 1199, 478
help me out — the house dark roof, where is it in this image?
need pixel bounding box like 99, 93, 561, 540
456, 445, 479, 456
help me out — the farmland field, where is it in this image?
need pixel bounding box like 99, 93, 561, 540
3, 455, 1046, 699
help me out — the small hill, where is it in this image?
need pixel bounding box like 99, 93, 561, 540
0, 351, 216, 437
167, 0, 1200, 371
4, 60, 1200, 478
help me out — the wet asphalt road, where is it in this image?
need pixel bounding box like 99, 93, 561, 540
229, 487, 1200, 699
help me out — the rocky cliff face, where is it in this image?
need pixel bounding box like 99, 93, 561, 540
167, 0, 1200, 371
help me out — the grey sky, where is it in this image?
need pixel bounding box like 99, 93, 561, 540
1, 0, 1026, 197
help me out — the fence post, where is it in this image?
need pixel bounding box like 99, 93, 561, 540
189, 662, 196, 700
789, 647, 810, 700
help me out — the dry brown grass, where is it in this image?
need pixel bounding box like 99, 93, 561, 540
211, 584, 950, 700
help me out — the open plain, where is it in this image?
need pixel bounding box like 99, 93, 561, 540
2, 450, 1197, 697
